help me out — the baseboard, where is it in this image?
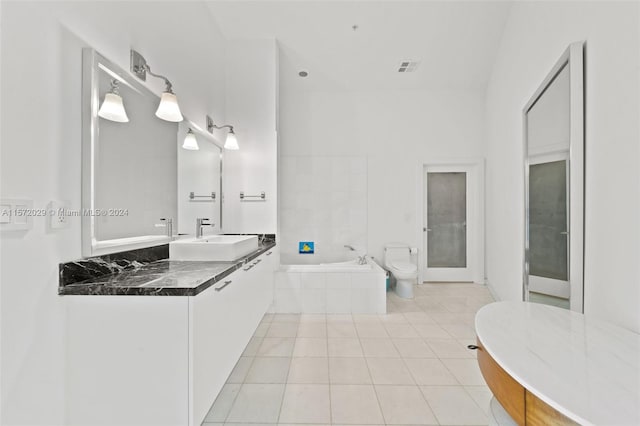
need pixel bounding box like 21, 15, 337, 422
484, 280, 500, 301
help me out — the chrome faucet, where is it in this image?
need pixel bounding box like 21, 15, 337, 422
158, 218, 173, 238
345, 245, 367, 264
196, 218, 212, 238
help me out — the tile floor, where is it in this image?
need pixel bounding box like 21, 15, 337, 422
203, 283, 495, 426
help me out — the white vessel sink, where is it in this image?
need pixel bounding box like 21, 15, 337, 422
169, 235, 259, 262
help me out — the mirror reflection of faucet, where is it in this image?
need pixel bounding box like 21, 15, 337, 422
196, 218, 213, 238
156, 218, 173, 239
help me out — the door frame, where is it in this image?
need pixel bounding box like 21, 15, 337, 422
416, 159, 485, 284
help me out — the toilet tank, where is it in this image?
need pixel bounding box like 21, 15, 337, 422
383, 244, 411, 264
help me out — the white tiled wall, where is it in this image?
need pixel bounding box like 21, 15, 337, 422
272, 269, 385, 314
279, 155, 367, 264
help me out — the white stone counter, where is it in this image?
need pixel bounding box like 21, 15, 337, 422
475, 301, 640, 425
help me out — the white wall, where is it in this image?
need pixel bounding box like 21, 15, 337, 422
279, 154, 368, 264
279, 75, 485, 266
0, 2, 226, 424
484, 1, 640, 332
222, 39, 278, 235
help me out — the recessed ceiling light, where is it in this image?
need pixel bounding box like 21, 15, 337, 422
298, 70, 309, 77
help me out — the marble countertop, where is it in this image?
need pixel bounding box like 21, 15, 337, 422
59, 242, 276, 296
475, 301, 640, 426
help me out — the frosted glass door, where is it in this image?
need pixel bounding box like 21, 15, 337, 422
424, 170, 473, 282
427, 172, 467, 267
528, 158, 570, 299
529, 161, 568, 280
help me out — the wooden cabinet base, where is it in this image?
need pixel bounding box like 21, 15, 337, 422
525, 390, 579, 426
477, 337, 577, 426
476, 338, 525, 425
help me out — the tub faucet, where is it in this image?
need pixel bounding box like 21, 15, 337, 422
196, 218, 212, 238
345, 245, 366, 264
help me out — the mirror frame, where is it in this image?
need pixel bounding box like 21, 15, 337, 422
81, 48, 224, 256
523, 41, 585, 312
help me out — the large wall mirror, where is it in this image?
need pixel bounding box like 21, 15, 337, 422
523, 42, 585, 312
82, 48, 222, 256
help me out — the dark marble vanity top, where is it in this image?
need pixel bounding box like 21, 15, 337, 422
59, 237, 276, 296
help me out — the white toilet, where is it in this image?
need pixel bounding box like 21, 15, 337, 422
384, 244, 418, 299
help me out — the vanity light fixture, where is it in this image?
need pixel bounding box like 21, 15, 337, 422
207, 115, 239, 150
182, 128, 199, 150
98, 80, 129, 122
223, 128, 239, 150
130, 49, 183, 122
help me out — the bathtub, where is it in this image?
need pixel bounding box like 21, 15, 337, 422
272, 257, 386, 314
282, 259, 372, 273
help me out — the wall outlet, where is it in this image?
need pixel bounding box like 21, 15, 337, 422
47, 201, 69, 229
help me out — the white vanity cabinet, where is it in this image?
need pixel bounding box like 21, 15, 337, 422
65, 247, 277, 426
189, 247, 276, 425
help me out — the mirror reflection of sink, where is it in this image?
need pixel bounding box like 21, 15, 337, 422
169, 235, 258, 261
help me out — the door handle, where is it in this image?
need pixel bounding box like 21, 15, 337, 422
266, 251, 273, 256
424, 228, 432, 232
560, 231, 569, 235
215, 280, 232, 292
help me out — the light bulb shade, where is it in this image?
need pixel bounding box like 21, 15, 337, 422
182, 130, 199, 150
98, 93, 129, 122
224, 131, 239, 150
155, 92, 183, 122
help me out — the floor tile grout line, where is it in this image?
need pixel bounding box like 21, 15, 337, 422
417, 384, 444, 426
439, 356, 473, 388
220, 323, 264, 424
459, 383, 493, 417
414, 290, 454, 426
275, 319, 297, 424
370, 383, 388, 425
361, 354, 387, 425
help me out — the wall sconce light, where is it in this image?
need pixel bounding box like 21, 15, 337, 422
98, 80, 129, 122
182, 128, 199, 150
130, 49, 183, 122
207, 115, 239, 150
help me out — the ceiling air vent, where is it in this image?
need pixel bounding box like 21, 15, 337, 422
397, 61, 420, 73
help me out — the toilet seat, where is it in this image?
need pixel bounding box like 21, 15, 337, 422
391, 261, 417, 273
